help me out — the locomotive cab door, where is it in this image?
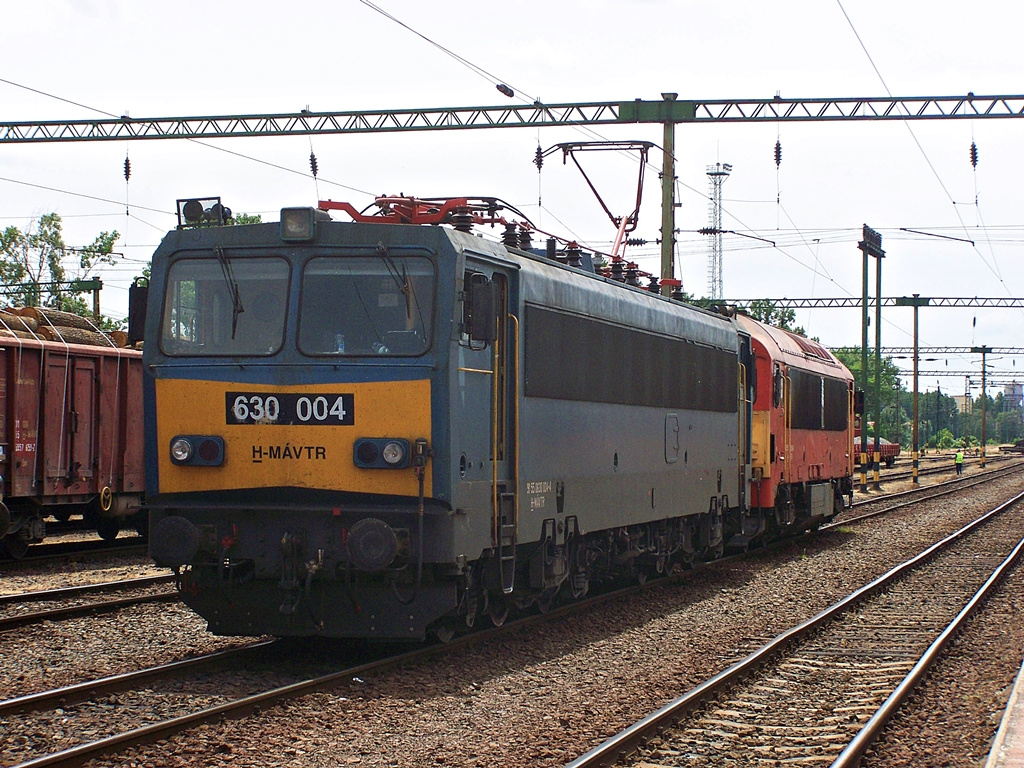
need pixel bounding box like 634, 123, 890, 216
460, 259, 519, 594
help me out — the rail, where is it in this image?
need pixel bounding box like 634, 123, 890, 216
564, 487, 1024, 767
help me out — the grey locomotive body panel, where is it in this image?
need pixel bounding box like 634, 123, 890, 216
513, 257, 741, 539
443, 232, 742, 558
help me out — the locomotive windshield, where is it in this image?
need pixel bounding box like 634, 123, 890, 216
297, 255, 434, 357
160, 256, 290, 356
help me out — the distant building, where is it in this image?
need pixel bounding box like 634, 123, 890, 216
952, 395, 971, 414
1005, 382, 1023, 411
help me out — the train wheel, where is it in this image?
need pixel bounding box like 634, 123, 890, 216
489, 596, 509, 627
95, 516, 121, 542
570, 571, 589, 599
1, 534, 28, 560
432, 622, 456, 644
537, 588, 557, 614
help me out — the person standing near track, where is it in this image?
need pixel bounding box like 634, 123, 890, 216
955, 447, 964, 475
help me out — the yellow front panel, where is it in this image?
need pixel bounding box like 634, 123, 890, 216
750, 409, 771, 474
156, 378, 431, 496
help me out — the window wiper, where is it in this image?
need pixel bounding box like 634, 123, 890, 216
215, 246, 245, 338
376, 242, 411, 320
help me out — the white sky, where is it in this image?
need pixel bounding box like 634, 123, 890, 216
2, 0, 1023, 396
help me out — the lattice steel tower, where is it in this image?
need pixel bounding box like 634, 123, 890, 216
706, 162, 731, 300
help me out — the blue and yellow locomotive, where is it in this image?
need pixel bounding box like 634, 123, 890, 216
139, 195, 854, 640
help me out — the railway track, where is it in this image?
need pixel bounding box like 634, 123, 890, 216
1, 635, 388, 768
565, 488, 1024, 768
865, 452, 1015, 485
4, 470, 1019, 767
0, 640, 276, 717
0, 575, 176, 632
0, 536, 147, 568
841, 459, 1023, 523
1, 575, 661, 768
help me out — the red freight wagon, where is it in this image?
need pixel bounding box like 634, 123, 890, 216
0, 337, 143, 558
853, 436, 901, 468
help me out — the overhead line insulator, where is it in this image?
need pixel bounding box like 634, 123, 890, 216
969, 141, 979, 168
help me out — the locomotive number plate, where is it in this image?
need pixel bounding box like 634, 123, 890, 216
225, 392, 355, 425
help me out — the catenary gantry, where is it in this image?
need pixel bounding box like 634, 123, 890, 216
2, 94, 1023, 143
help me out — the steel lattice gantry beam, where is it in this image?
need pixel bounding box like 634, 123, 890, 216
905, 371, 1024, 379
2, 94, 1024, 143
831, 347, 1024, 356
726, 297, 1024, 309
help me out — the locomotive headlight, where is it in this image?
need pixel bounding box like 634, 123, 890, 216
382, 441, 406, 465
171, 437, 193, 463
170, 435, 225, 466
353, 438, 411, 469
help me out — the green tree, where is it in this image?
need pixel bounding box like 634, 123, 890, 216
229, 212, 262, 225
742, 299, 805, 336
995, 409, 1024, 444
832, 349, 905, 440
0, 213, 120, 324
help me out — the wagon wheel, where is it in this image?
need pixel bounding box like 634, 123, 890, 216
1, 534, 28, 560
94, 516, 121, 542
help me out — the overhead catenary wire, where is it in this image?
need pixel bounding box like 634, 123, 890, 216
357, 0, 529, 100
0, 175, 171, 216
836, 0, 1016, 304
0, 77, 374, 202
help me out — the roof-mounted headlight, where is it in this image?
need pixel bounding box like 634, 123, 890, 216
281, 207, 318, 241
